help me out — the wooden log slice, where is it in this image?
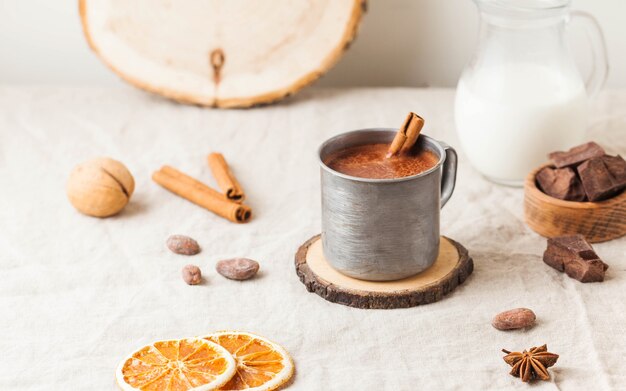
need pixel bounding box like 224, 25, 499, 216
79, 0, 365, 108
295, 235, 473, 309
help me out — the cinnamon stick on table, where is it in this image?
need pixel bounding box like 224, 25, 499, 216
152, 165, 251, 223
207, 152, 245, 202
386, 112, 425, 158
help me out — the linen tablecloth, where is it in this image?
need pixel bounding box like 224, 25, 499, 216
1, 86, 624, 390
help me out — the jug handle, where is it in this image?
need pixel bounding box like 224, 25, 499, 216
570, 11, 609, 99
439, 141, 457, 208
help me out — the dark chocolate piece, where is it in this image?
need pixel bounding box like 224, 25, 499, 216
543, 235, 608, 283
536, 166, 586, 201
577, 157, 625, 201
602, 154, 626, 187
549, 142, 605, 168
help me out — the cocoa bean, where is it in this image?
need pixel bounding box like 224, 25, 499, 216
182, 264, 202, 285
492, 308, 536, 330
216, 258, 259, 280
167, 235, 200, 255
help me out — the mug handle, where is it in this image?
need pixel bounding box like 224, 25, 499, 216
439, 141, 457, 208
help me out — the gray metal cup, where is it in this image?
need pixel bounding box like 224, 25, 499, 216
318, 129, 458, 281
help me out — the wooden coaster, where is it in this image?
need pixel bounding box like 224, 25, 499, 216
80, 1, 365, 108
295, 235, 473, 309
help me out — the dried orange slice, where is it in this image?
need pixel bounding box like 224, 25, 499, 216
116, 338, 236, 391
204, 331, 294, 391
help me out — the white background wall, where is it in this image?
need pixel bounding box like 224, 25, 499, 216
1, 0, 624, 88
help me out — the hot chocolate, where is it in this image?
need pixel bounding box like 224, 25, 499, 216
324, 143, 439, 179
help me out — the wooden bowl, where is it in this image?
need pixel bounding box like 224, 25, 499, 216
524, 164, 626, 243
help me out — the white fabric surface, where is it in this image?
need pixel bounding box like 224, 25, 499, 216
0, 86, 625, 390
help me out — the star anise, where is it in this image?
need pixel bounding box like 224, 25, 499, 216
501, 344, 559, 382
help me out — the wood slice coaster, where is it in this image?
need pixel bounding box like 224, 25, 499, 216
295, 235, 473, 309
80, 0, 365, 108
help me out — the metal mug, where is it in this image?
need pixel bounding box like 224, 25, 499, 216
318, 129, 458, 281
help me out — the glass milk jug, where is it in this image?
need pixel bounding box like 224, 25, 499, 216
455, 0, 608, 186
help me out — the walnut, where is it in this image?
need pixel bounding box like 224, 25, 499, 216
66, 157, 135, 217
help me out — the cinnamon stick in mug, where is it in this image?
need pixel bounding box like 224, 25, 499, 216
152, 165, 251, 223
207, 152, 245, 202
386, 112, 425, 157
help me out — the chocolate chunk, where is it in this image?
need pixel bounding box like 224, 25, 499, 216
577, 157, 626, 201
536, 166, 586, 201
549, 142, 605, 168
543, 235, 608, 283
602, 154, 626, 186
